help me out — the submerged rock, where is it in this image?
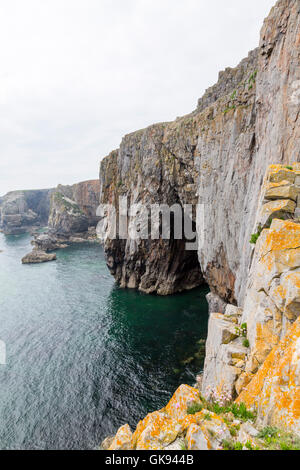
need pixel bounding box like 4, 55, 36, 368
22, 250, 56, 264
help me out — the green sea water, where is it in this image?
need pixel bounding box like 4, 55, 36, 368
0, 232, 209, 449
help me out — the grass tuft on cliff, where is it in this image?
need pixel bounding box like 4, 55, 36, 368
257, 427, 300, 451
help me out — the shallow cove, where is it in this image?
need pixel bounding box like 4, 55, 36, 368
0, 232, 209, 449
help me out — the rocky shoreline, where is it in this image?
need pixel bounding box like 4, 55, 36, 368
21, 227, 100, 264
0, 180, 101, 264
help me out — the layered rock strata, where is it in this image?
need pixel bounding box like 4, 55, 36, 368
48, 180, 100, 236
0, 189, 52, 235
22, 180, 100, 263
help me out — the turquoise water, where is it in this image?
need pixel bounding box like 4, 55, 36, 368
0, 233, 208, 450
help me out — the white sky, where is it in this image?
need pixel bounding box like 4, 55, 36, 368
0, 0, 275, 196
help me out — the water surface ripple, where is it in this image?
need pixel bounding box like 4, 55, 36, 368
0, 233, 208, 449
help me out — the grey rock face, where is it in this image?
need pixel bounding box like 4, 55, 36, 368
201, 311, 248, 401
0, 189, 52, 235
206, 293, 227, 315
99, 0, 300, 303
48, 180, 100, 236
48, 192, 89, 235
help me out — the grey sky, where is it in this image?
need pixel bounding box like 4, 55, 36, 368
0, 0, 275, 196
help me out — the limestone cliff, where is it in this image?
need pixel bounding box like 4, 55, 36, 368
0, 189, 53, 235
99, 0, 300, 448
102, 163, 300, 448
48, 180, 100, 236
21, 180, 100, 264
99, 0, 300, 304
201, 164, 300, 437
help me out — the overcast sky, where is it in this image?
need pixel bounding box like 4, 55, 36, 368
0, 0, 275, 196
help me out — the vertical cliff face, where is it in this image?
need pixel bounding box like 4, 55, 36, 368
233, 0, 300, 302
48, 180, 100, 236
99, 122, 204, 295
99, 49, 258, 297
99, 0, 300, 302
0, 189, 53, 235
201, 163, 300, 435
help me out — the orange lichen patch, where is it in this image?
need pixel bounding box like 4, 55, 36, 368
165, 384, 200, 421
271, 283, 287, 307
132, 411, 161, 448
268, 166, 296, 184
181, 412, 205, 431
269, 165, 289, 171
252, 322, 280, 366
108, 424, 133, 450
237, 317, 300, 436
186, 413, 229, 450
186, 423, 212, 450
261, 200, 296, 219
279, 271, 300, 321
180, 410, 225, 431
132, 410, 182, 450
235, 372, 254, 395
267, 180, 294, 188
264, 220, 300, 252
265, 184, 298, 202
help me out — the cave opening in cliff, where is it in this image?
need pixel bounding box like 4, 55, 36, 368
164, 208, 206, 294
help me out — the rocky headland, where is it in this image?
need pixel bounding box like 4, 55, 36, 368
0, 189, 53, 235
19, 180, 101, 264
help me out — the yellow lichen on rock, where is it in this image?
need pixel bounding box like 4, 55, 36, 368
268, 167, 296, 184
108, 424, 133, 450
165, 384, 201, 421
237, 317, 300, 437
132, 410, 182, 450
186, 412, 230, 450
265, 183, 298, 202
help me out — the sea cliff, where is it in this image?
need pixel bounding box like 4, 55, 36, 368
98, 0, 300, 449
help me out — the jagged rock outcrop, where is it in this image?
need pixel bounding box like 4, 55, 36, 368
48, 180, 100, 236
0, 189, 52, 235
104, 385, 232, 451
101, 381, 300, 450
22, 180, 100, 263
99, 0, 300, 302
